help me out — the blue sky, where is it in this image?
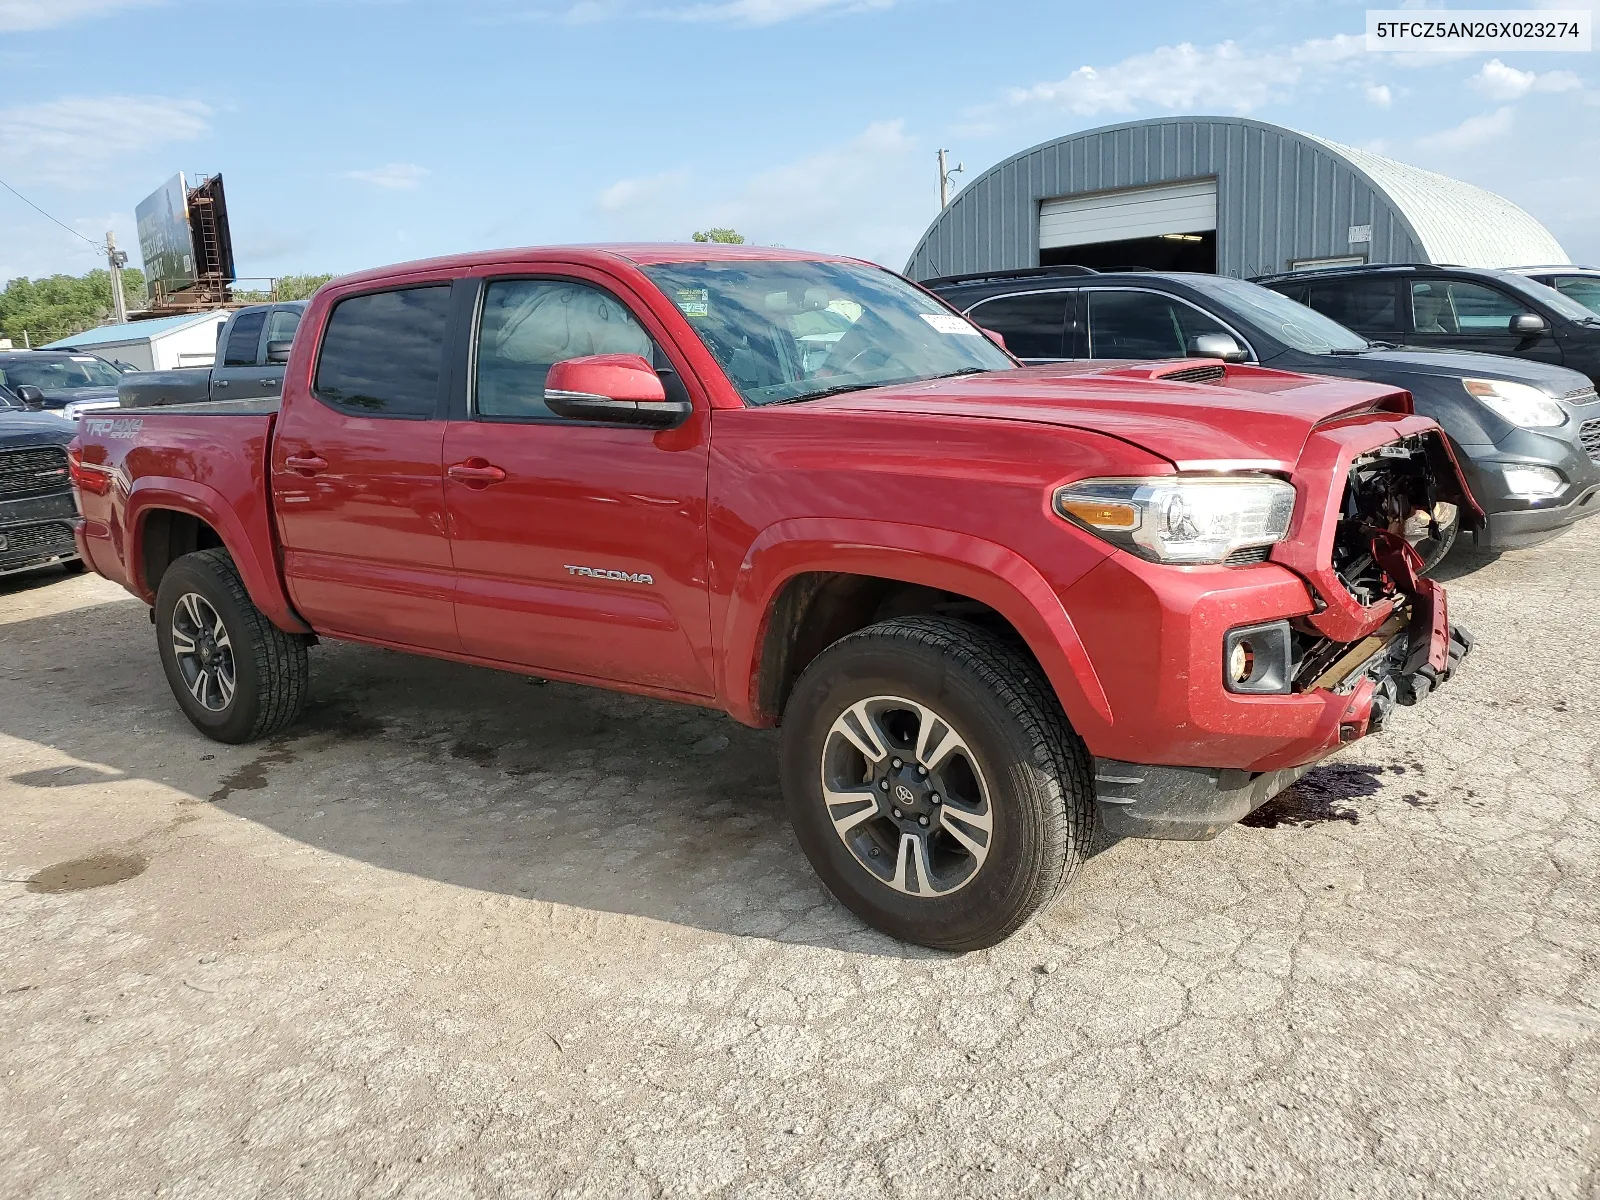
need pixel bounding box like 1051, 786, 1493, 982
1, 0, 1596, 286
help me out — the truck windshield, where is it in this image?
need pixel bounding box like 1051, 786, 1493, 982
640, 260, 1014, 405
0, 355, 122, 391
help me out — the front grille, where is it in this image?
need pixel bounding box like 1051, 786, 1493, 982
0, 521, 75, 562
1158, 363, 1226, 384
0, 446, 70, 499
1224, 545, 1273, 565
1580, 418, 1600, 465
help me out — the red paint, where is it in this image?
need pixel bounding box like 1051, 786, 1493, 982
74, 243, 1473, 777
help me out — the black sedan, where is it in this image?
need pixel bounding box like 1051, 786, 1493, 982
924, 267, 1600, 566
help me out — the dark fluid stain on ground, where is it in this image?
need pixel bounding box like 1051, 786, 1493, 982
449, 740, 498, 768
209, 743, 299, 803
1241, 763, 1386, 828
26, 852, 147, 894
300, 698, 385, 739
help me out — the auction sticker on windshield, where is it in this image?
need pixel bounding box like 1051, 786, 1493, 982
675, 289, 710, 318
920, 313, 980, 335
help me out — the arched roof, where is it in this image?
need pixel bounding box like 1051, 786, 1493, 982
904, 116, 1568, 280
1299, 133, 1568, 268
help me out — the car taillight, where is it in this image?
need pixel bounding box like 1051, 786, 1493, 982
67, 441, 112, 496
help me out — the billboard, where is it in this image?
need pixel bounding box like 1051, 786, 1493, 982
135, 173, 195, 294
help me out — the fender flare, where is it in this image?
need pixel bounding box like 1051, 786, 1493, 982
126, 479, 311, 634
720, 517, 1111, 732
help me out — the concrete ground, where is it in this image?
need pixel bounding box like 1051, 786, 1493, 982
1, 523, 1597, 1200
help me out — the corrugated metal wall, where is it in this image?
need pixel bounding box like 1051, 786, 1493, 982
904, 117, 1427, 281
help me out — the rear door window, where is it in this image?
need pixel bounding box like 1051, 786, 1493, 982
1303, 279, 1401, 334
314, 286, 452, 417
966, 292, 1070, 360
1085, 289, 1229, 359
1411, 280, 1522, 333
222, 310, 267, 367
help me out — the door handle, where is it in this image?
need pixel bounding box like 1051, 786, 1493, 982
260, 379, 279, 388
215, 379, 230, 387
285, 453, 327, 475
447, 459, 507, 487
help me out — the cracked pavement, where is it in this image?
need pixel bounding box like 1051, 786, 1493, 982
1, 522, 1597, 1198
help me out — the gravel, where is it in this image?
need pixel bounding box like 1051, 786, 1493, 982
1, 523, 1597, 1198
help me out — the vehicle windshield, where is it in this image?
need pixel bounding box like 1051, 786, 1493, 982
1502, 273, 1600, 322
0, 355, 122, 391
1547, 275, 1600, 316
1186, 275, 1371, 353
639, 259, 1014, 405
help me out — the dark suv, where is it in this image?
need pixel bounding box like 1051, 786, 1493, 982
924, 266, 1600, 561
1254, 263, 1600, 390
1510, 266, 1600, 319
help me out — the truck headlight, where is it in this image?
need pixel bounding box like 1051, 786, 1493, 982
1053, 475, 1296, 564
1464, 378, 1567, 428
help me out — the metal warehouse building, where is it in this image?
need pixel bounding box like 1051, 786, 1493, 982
905, 116, 1569, 282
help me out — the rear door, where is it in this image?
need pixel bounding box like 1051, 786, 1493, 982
1405, 277, 1565, 366
440, 270, 715, 695
208, 308, 271, 401
271, 281, 462, 652
963, 291, 1074, 363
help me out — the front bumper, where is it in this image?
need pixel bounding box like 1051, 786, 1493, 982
0, 489, 79, 575
1457, 399, 1600, 550
1096, 617, 1473, 840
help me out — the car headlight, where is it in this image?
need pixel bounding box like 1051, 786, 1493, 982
1464, 378, 1567, 428
1053, 475, 1297, 564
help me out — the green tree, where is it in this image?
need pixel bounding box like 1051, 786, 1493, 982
272, 274, 335, 301
0, 266, 147, 347
691, 228, 745, 244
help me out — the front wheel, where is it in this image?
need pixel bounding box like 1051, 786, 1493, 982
1407, 502, 1460, 575
780, 616, 1094, 951
154, 548, 309, 744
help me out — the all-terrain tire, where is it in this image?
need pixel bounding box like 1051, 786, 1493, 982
154, 548, 309, 744
780, 615, 1094, 951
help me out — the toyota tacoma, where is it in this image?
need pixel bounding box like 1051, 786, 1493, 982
70, 244, 1474, 950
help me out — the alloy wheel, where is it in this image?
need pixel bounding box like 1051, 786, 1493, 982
170, 591, 236, 712
819, 695, 994, 898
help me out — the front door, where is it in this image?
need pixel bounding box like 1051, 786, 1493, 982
1406, 278, 1565, 367
442, 273, 714, 696
271, 282, 461, 652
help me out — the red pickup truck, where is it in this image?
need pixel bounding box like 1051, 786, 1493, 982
71, 244, 1474, 949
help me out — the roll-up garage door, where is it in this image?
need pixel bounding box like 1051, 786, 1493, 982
1039, 179, 1218, 250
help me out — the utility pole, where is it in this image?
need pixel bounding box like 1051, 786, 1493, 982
106, 231, 129, 324
937, 149, 965, 209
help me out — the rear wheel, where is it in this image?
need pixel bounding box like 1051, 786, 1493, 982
781, 616, 1094, 951
155, 548, 309, 744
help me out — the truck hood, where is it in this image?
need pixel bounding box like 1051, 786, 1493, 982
804, 363, 1412, 471
0, 408, 76, 447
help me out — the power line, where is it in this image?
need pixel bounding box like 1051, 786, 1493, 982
0, 176, 101, 249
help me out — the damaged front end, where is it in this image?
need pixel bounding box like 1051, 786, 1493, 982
1288, 432, 1477, 739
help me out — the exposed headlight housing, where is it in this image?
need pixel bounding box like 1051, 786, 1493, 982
1464, 378, 1567, 429
1053, 474, 1297, 564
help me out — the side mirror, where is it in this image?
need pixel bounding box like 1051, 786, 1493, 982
981, 328, 1008, 352
14, 384, 46, 410
1510, 312, 1548, 336
1188, 332, 1248, 362
265, 340, 293, 364
544, 353, 689, 428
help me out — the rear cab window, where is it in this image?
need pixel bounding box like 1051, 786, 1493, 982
313, 286, 453, 417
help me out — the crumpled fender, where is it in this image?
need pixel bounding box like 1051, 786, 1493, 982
719, 516, 1111, 731
126, 477, 310, 634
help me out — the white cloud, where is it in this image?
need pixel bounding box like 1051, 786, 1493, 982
1469, 59, 1582, 101
342, 163, 430, 191
1000, 35, 1364, 117
0, 0, 154, 31
1366, 83, 1394, 107
1415, 106, 1515, 151
596, 168, 691, 213
0, 95, 211, 188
